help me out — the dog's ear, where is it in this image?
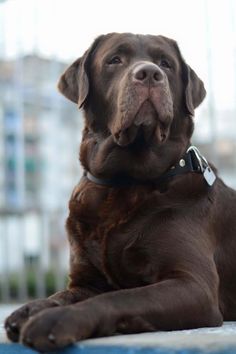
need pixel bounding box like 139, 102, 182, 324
58, 57, 84, 106
170, 39, 206, 116
183, 64, 206, 116
58, 35, 104, 108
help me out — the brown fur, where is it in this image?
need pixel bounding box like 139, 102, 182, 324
5, 33, 236, 352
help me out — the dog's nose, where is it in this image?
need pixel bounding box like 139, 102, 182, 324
133, 63, 164, 85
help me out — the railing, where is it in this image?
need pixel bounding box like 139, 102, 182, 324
0, 209, 69, 303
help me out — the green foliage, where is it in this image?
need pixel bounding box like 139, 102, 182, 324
0, 270, 68, 301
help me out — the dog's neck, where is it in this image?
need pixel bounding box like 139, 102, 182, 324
85, 146, 216, 188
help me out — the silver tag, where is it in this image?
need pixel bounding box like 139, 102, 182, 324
203, 166, 216, 186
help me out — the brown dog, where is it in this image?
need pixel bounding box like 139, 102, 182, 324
5, 32, 236, 352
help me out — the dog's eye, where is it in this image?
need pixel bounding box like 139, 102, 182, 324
160, 59, 171, 69
107, 56, 122, 65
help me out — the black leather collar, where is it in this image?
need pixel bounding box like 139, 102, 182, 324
86, 146, 216, 188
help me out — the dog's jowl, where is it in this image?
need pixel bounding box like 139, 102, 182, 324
5, 33, 236, 352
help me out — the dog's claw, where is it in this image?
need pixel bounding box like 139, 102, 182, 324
48, 333, 55, 343
24, 337, 33, 345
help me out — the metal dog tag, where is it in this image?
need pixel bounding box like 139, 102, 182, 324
203, 166, 216, 186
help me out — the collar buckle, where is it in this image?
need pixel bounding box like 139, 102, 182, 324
187, 145, 208, 173
187, 145, 216, 186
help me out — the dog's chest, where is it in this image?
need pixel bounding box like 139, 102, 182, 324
68, 180, 159, 288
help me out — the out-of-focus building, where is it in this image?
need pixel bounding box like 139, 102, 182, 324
194, 106, 236, 188
0, 56, 82, 299
0, 55, 82, 211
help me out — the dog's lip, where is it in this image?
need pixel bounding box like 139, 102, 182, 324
134, 99, 158, 127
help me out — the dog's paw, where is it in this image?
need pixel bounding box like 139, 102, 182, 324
20, 305, 98, 352
5, 299, 59, 342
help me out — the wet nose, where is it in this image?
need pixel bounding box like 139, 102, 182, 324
133, 63, 164, 85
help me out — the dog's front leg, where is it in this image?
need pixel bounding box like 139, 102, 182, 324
20, 277, 223, 352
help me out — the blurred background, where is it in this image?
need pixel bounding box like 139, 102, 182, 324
0, 0, 235, 303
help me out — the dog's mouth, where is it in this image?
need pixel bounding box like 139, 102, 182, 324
113, 99, 168, 147
134, 99, 157, 127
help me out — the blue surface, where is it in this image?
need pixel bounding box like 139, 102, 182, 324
1, 344, 236, 354
0, 343, 37, 353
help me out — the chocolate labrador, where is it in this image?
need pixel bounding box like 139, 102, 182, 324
5, 32, 236, 352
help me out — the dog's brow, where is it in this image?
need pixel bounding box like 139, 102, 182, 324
110, 43, 135, 55
148, 47, 171, 58
148, 46, 177, 66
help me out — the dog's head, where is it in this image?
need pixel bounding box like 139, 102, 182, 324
58, 33, 206, 179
